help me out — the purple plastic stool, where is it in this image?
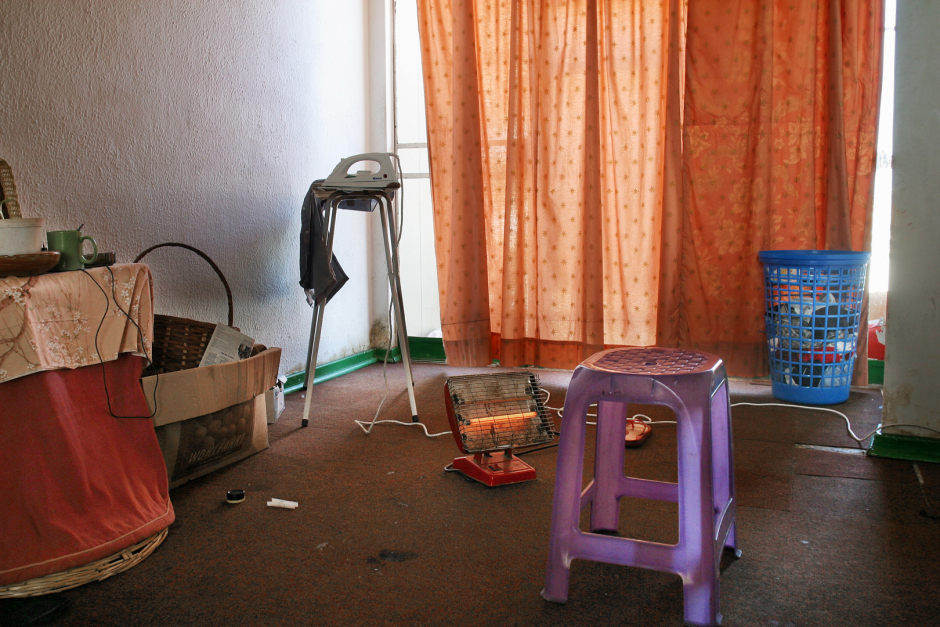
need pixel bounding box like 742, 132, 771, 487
541, 347, 740, 627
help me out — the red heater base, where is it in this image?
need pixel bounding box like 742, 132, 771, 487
452, 451, 536, 487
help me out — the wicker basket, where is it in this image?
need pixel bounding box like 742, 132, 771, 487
134, 243, 235, 373
0, 527, 168, 598
0, 158, 22, 219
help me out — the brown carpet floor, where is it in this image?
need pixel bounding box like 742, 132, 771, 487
3, 362, 939, 627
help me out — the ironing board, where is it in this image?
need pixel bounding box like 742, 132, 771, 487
300, 182, 419, 427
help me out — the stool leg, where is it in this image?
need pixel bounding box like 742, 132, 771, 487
677, 399, 720, 626
542, 381, 595, 603
683, 572, 721, 627
711, 380, 739, 554
590, 400, 626, 534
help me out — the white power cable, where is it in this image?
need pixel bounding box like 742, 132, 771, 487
356, 416, 451, 438
354, 154, 449, 440
543, 389, 675, 426
354, 300, 449, 438
730, 401, 940, 447
355, 347, 940, 445
543, 390, 940, 449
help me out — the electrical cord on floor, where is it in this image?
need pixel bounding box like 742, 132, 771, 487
730, 401, 940, 450
544, 389, 940, 452
354, 159, 450, 440
354, 300, 451, 436
81, 266, 159, 419
515, 441, 560, 456
354, 298, 395, 435
354, 339, 449, 437
543, 388, 675, 427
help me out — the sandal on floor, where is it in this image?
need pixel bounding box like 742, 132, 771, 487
625, 419, 652, 448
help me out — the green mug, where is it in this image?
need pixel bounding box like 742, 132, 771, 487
47, 230, 98, 272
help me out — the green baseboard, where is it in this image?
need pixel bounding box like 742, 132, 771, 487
407, 337, 500, 364
868, 359, 884, 384
284, 370, 306, 394
284, 346, 402, 394
867, 432, 940, 463
284, 337, 448, 394
408, 336, 447, 362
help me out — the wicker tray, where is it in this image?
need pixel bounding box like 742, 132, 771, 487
134, 243, 235, 373
0, 251, 60, 278
0, 528, 168, 598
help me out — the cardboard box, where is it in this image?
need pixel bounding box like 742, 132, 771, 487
142, 347, 281, 488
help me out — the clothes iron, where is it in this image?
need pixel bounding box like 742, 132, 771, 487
321, 153, 400, 191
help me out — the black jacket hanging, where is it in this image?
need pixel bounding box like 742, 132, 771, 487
299, 182, 348, 305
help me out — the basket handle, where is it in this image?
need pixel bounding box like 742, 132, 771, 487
0, 159, 22, 219
134, 242, 234, 327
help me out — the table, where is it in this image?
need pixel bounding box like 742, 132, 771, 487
0, 264, 174, 588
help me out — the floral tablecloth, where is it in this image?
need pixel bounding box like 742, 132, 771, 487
0, 263, 153, 384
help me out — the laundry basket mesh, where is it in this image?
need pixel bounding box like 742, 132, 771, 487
758, 250, 870, 405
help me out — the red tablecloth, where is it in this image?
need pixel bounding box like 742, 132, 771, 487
0, 264, 174, 587
0, 354, 174, 586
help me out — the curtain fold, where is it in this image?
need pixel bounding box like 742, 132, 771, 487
417, 0, 499, 365
418, 0, 883, 378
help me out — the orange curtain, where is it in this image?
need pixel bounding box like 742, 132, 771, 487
417, 0, 883, 377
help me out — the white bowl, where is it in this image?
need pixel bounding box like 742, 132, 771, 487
0, 218, 45, 256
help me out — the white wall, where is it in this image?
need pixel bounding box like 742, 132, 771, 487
883, 0, 940, 438
0, 0, 389, 377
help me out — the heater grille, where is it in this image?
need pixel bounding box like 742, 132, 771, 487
445, 372, 555, 454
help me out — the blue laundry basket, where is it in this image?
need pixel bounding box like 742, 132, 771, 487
758, 250, 870, 405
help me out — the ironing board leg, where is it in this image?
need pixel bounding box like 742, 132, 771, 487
300, 200, 339, 428
379, 198, 419, 422
301, 301, 326, 427
302, 304, 320, 390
